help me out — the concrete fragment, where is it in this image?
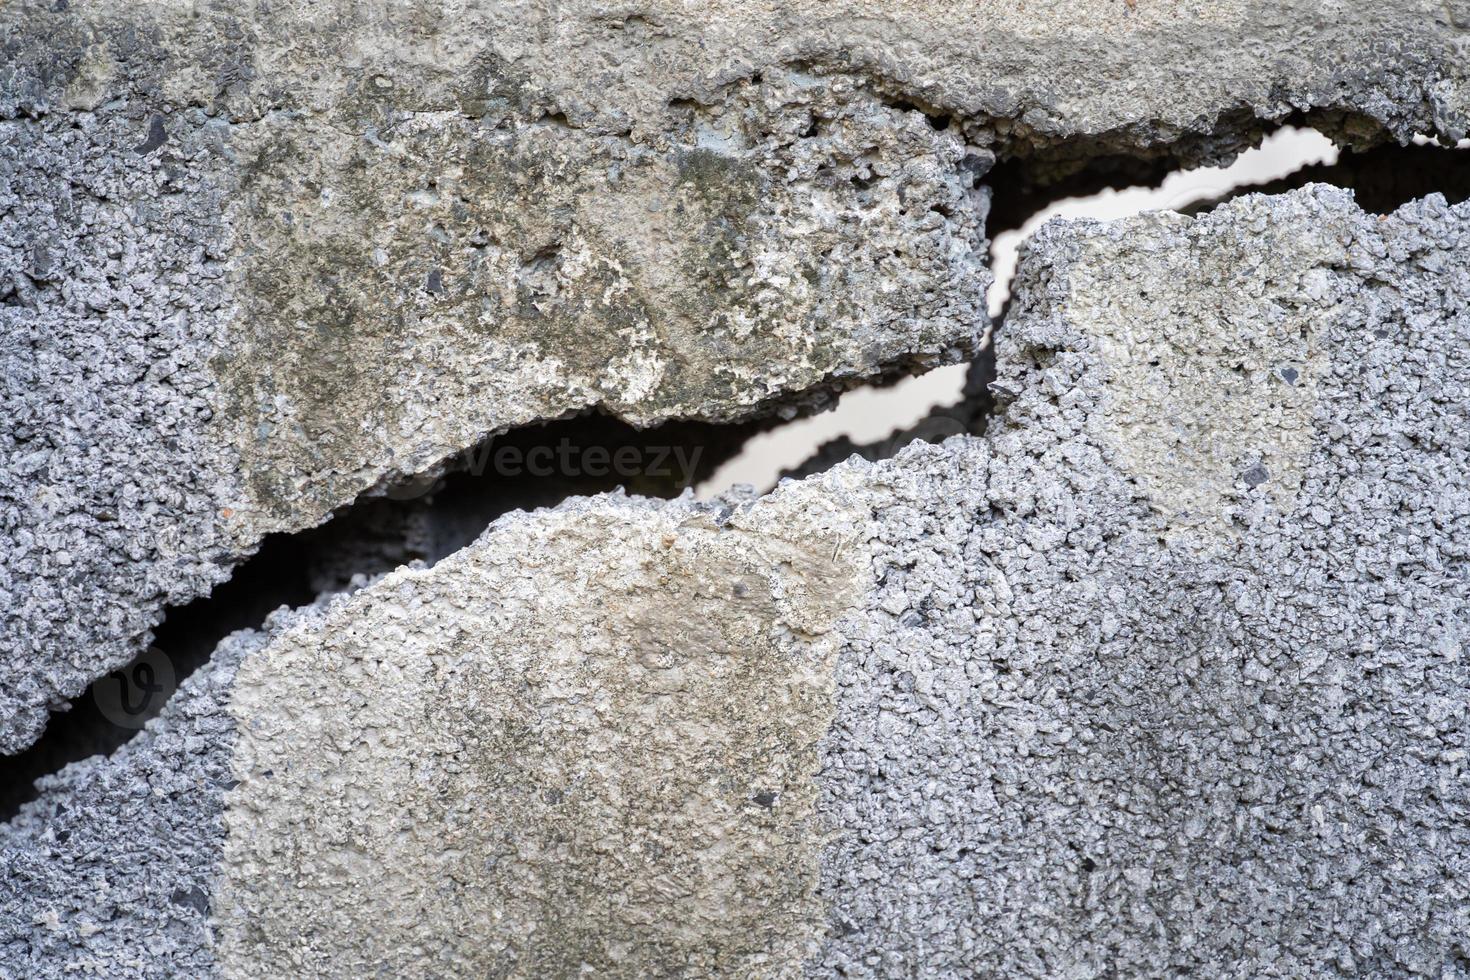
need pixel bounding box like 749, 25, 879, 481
0, 621, 266, 977
814, 187, 1470, 975
215, 485, 867, 977
1, 482, 872, 978
5, 187, 1467, 976
0, 5, 987, 753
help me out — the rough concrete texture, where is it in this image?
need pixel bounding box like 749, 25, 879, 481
0, 619, 264, 977
4, 186, 1467, 976
4, 0, 1470, 756
813, 187, 1470, 976
0, 5, 988, 755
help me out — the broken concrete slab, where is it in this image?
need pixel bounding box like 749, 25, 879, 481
815, 186, 1470, 975
0, 480, 871, 978
0, 10, 988, 755
5, 0, 1469, 756
5, 186, 1466, 976
4, 0, 1470, 757
216, 484, 870, 977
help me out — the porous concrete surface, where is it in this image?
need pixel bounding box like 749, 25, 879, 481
4, 0, 1470, 757
215, 484, 868, 977
813, 187, 1470, 976
3, 186, 1467, 977
0, 621, 263, 978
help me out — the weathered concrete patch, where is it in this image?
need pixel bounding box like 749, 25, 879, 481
214, 485, 867, 977
219, 75, 986, 527
1026, 194, 1351, 538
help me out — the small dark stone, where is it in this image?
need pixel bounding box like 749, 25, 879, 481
134, 115, 166, 156
1243, 463, 1270, 488
752, 790, 777, 808
29, 243, 54, 279
425, 268, 445, 294
1278, 366, 1299, 385
169, 886, 210, 915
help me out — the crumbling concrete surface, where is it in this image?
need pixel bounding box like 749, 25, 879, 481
815, 187, 1470, 976
0, 5, 989, 755
3, 0, 1469, 756
4, 187, 1467, 977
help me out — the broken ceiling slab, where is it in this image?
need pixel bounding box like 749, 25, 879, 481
5, 187, 1467, 975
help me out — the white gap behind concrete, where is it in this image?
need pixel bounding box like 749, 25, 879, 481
697, 128, 1340, 497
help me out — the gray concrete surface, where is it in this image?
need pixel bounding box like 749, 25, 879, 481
814, 186, 1470, 976
3, 187, 1466, 977
4, 0, 1469, 755
0, 620, 264, 978
0, 3, 990, 754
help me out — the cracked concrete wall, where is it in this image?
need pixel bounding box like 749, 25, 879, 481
3, 187, 1467, 977
1, 5, 989, 754
4, 0, 1469, 756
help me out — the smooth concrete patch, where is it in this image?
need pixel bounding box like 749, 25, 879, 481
1048, 195, 1347, 539
214, 485, 867, 978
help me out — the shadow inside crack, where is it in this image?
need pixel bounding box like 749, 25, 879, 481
1182, 139, 1470, 217
0, 410, 771, 821
775, 342, 997, 485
